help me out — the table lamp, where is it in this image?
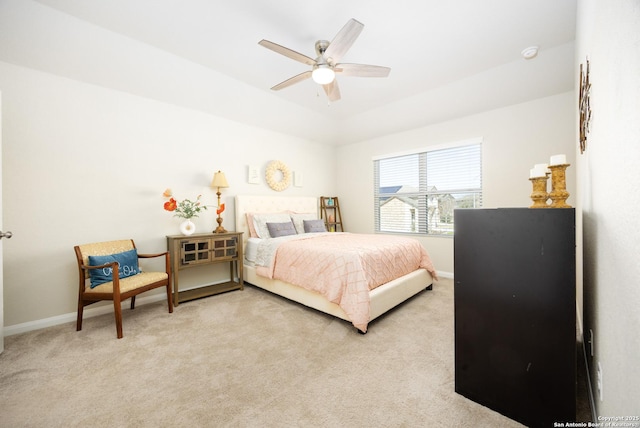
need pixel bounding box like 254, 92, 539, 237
211, 170, 229, 233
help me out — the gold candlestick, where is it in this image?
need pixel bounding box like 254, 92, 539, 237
549, 163, 572, 208
529, 176, 549, 208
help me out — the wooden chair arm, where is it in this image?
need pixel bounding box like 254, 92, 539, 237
137, 251, 169, 259
137, 251, 171, 276
80, 261, 119, 272
80, 261, 123, 296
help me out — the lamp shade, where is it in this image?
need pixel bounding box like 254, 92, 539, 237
211, 171, 229, 188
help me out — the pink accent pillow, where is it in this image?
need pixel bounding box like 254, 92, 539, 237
246, 213, 259, 238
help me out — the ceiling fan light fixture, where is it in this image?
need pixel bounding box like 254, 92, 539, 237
312, 65, 335, 84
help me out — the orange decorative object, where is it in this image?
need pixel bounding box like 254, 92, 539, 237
164, 198, 177, 212
216, 203, 226, 215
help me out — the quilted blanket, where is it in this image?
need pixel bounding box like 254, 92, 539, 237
254, 232, 437, 332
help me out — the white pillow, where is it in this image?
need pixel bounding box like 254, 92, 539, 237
252, 213, 293, 238
245, 238, 262, 263
289, 212, 318, 234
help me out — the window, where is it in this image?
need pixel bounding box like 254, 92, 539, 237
374, 140, 482, 236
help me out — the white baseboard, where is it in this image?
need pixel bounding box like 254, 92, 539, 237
3, 293, 167, 337
437, 271, 454, 279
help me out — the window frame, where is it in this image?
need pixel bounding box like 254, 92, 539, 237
373, 138, 483, 238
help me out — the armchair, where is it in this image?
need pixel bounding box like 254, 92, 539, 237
74, 239, 173, 339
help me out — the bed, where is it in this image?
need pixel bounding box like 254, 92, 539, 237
235, 195, 436, 333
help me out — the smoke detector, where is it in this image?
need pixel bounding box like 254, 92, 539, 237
521, 46, 539, 60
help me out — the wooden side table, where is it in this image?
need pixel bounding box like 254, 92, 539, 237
166, 231, 243, 306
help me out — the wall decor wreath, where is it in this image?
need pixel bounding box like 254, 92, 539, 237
265, 160, 291, 192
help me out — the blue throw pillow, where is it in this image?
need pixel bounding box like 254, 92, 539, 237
88, 249, 140, 288
303, 219, 327, 233
266, 221, 297, 238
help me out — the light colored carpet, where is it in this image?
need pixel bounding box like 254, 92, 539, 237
0, 278, 527, 427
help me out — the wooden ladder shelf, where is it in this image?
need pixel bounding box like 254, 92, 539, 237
320, 196, 344, 232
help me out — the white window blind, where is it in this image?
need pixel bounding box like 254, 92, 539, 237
374, 141, 482, 236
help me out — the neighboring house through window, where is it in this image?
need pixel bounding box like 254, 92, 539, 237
374, 139, 482, 236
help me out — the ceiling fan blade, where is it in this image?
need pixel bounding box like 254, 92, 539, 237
323, 80, 341, 102
271, 71, 312, 91
323, 18, 364, 64
336, 63, 391, 77
258, 39, 316, 66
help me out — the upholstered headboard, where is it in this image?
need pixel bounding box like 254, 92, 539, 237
235, 195, 318, 249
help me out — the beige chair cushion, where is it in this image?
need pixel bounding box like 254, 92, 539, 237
77, 240, 136, 279
84, 271, 168, 294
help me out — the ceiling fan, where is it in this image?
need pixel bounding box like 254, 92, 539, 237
258, 18, 391, 102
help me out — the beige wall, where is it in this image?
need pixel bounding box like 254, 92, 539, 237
576, 0, 640, 417
0, 61, 336, 329
335, 92, 576, 275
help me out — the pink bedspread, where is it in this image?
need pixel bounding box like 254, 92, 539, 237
255, 233, 437, 332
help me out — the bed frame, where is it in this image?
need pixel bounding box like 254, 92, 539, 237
234, 195, 433, 331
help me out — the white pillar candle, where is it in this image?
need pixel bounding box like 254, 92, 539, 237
534, 163, 550, 174
549, 154, 567, 166
530, 167, 546, 178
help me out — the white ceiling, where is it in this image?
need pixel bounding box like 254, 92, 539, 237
1, 0, 577, 145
